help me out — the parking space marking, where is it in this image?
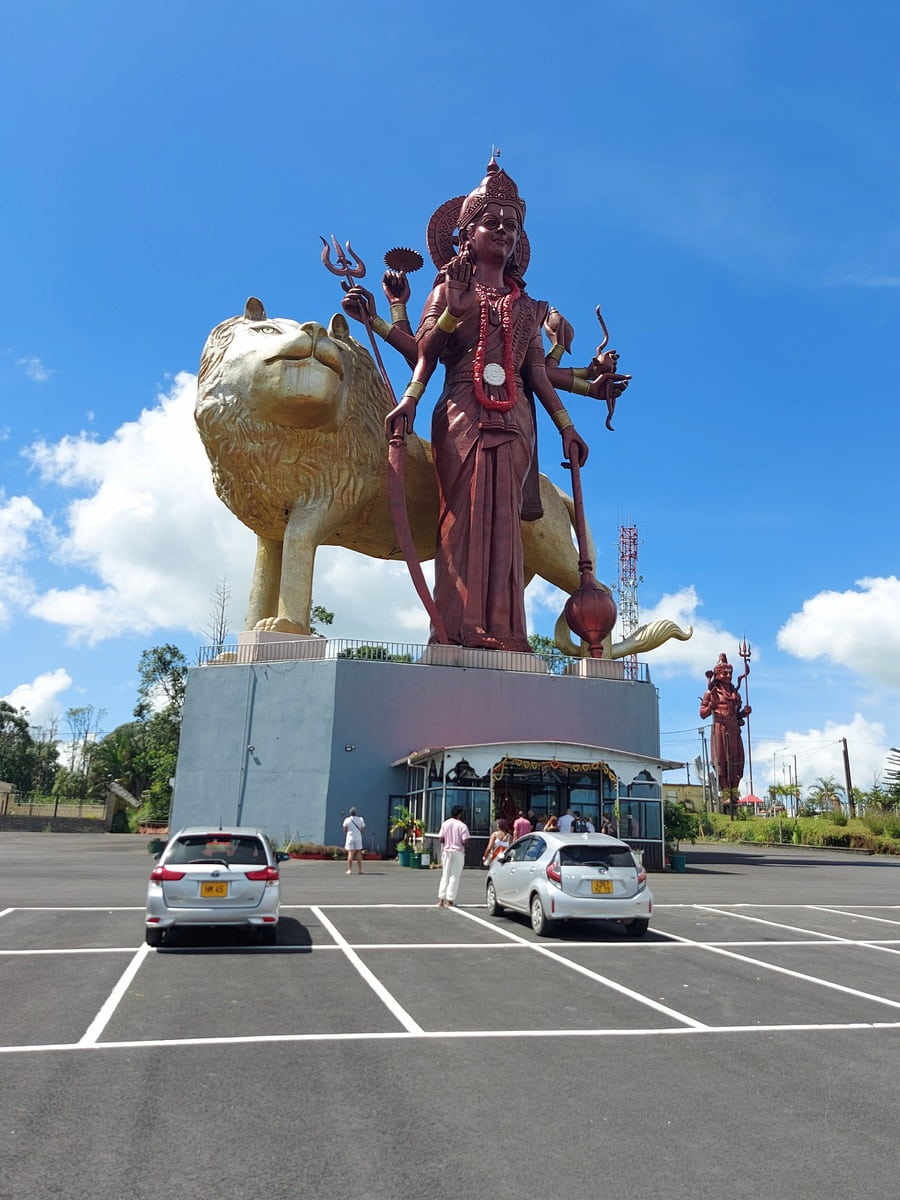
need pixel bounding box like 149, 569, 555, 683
811, 905, 900, 928
661, 930, 900, 1013
4, 901, 900, 1055
311, 905, 423, 1034
694, 905, 852, 941
453, 904, 708, 1029
79, 943, 152, 1046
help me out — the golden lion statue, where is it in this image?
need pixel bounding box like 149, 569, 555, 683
196, 299, 691, 659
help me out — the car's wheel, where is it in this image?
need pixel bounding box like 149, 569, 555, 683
625, 918, 649, 938
145, 927, 164, 948
485, 880, 503, 917
256, 925, 278, 946
530, 893, 553, 936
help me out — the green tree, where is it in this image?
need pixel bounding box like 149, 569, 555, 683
133, 645, 189, 821
528, 633, 568, 675
310, 603, 334, 635
806, 775, 845, 814
0, 701, 38, 793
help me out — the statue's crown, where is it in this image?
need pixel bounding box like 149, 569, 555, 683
457, 156, 526, 231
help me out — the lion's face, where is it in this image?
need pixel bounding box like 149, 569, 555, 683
199, 311, 355, 432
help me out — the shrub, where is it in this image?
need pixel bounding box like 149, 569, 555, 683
830, 810, 848, 826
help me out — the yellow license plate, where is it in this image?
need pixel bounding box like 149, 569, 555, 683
591, 879, 614, 894
200, 881, 229, 898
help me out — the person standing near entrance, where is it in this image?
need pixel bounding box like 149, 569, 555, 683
343, 807, 366, 875
558, 809, 574, 833
437, 806, 470, 907
512, 810, 532, 840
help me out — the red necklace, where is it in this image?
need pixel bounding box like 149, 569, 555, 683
472, 278, 520, 412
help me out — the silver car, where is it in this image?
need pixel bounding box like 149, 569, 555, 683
485, 831, 652, 937
145, 827, 285, 947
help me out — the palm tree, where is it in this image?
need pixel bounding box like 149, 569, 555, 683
807, 775, 845, 815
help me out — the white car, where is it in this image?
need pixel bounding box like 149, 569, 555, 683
145, 827, 286, 947
486, 831, 652, 937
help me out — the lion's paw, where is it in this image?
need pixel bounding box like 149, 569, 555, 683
254, 617, 308, 635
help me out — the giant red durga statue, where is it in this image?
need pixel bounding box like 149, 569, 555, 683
342, 154, 630, 653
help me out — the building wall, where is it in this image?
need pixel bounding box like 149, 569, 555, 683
171, 659, 662, 847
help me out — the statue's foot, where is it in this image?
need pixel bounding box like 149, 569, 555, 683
253, 617, 308, 635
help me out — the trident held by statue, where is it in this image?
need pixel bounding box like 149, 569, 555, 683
320, 235, 448, 644
738, 638, 754, 797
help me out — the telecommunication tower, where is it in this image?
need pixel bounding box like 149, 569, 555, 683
618, 523, 640, 680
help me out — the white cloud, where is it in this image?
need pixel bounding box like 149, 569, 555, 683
631, 586, 747, 676
778, 577, 900, 687
0, 493, 44, 623
16, 355, 53, 382
755, 714, 891, 798
25, 372, 255, 644
2, 668, 73, 727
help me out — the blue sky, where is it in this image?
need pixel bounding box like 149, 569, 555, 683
1, 0, 898, 797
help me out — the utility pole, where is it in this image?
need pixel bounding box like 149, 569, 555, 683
842, 737, 856, 818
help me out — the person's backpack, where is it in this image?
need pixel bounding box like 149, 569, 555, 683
573, 818, 587, 833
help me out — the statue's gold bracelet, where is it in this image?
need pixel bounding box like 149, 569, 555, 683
371, 316, 392, 339
547, 344, 564, 363
390, 302, 408, 324
552, 409, 574, 431
436, 309, 461, 334
403, 380, 426, 402
570, 376, 591, 396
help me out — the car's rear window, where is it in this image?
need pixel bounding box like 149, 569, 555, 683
559, 845, 635, 869
166, 835, 266, 866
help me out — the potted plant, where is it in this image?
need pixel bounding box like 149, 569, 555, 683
664, 800, 699, 872
390, 804, 417, 866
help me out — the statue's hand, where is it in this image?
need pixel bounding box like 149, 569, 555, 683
384, 395, 419, 441
590, 349, 619, 378
589, 373, 631, 402
382, 270, 411, 305
562, 425, 589, 468
544, 307, 574, 352
341, 285, 377, 325
444, 253, 476, 320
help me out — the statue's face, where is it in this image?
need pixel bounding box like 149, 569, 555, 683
714, 663, 733, 683
465, 202, 520, 264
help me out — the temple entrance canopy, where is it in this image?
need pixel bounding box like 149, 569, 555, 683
393, 741, 677, 870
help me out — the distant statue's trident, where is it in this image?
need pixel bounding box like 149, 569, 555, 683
738, 638, 754, 796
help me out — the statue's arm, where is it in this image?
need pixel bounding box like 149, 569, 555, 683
522, 334, 589, 468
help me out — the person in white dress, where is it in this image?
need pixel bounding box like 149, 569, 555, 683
342, 807, 366, 875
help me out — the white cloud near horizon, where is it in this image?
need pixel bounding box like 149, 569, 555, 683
778, 576, 900, 688
755, 713, 890, 798
25, 372, 255, 644
2, 668, 73, 728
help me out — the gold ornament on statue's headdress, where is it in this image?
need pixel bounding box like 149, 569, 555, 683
426, 154, 531, 272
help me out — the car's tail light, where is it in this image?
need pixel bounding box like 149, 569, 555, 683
636, 865, 647, 889
150, 866, 185, 882
545, 857, 562, 887
245, 866, 279, 884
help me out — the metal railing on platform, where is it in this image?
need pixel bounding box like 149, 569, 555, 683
197, 638, 649, 682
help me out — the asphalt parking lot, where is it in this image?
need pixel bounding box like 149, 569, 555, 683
2, 834, 899, 1200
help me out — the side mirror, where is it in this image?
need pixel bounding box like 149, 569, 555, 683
275, 851, 290, 863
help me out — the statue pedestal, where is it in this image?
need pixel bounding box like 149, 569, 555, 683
565, 657, 626, 679
420, 645, 547, 673
234, 631, 328, 663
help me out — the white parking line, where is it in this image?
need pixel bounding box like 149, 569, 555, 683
78, 943, 151, 1046
694, 905, 851, 941
661, 930, 900, 1011
811, 905, 900, 927
453, 905, 708, 1029
310, 905, 423, 1035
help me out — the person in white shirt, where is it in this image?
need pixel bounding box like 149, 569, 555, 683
558, 809, 575, 833
437, 806, 470, 907
342, 807, 366, 875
